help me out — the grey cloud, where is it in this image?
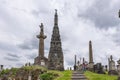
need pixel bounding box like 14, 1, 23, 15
18, 35, 50, 51
7, 53, 20, 58
4, 57, 19, 61
0, 42, 18, 52
26, 53, 37, 60
16, 63, 24, 67
18, 37, 39, 50
78, 0, 120, 29
4, 53, 20, 62
66, 59, 74, 66
112, 29, 120, 46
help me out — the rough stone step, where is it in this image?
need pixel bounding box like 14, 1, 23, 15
71, 71, 88, 80
72, 72, 84, 74
72, 74, 84, 76
72, 79, 88, 80
72, 76, 86, 79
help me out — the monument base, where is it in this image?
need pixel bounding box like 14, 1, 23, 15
88, 63, 94, 71
108, 70, 118, 75
34, 56, 48, 67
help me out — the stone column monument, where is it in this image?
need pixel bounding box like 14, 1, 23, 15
34, 23, 48, 67
88, 41, 94, 71
108, 55, 118, 75
74, 55, 77, 71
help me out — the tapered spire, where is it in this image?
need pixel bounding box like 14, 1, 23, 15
48, 10, 64, 71
54, 9, 58, 25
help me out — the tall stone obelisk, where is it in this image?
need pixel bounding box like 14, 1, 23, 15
48, 10, 64, 71
89, 40, 94, 71
74, 55, 77, 71
34, 23, 48, 67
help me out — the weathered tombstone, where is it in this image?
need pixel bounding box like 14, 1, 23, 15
108, 55, 118, 75
93, 63, 105, 74
117, 59, 120, 80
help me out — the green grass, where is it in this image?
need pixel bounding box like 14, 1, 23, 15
85, 71, 118, 80
55, 70, 72, 80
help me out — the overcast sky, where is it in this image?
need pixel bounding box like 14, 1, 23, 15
0, 0, 120, 69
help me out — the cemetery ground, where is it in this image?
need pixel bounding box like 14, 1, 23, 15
85, 71, 117, 80
0, 65, 118, 80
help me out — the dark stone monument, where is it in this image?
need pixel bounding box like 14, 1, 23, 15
93, 63, 105, 74
74, 55, 77, 71
34, 23, 48, 67
48, 10, 64, 71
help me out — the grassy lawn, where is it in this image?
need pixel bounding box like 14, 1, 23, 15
55, 70, 72, 80
85, 71, 118, 80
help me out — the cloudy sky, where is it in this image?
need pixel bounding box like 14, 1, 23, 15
0, 0, 120, 69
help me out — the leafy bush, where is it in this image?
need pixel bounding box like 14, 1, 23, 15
0, 69, 10, 77
40, 71, 59, 80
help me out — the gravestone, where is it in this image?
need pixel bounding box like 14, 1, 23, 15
93, 63, 105, 74
108, 55, 118, 75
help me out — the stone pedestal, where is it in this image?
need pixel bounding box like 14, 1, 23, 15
118, 66, 120, 80
28, 76, 31, 80
34, 56, 48, 67
89, 63, 94, 71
